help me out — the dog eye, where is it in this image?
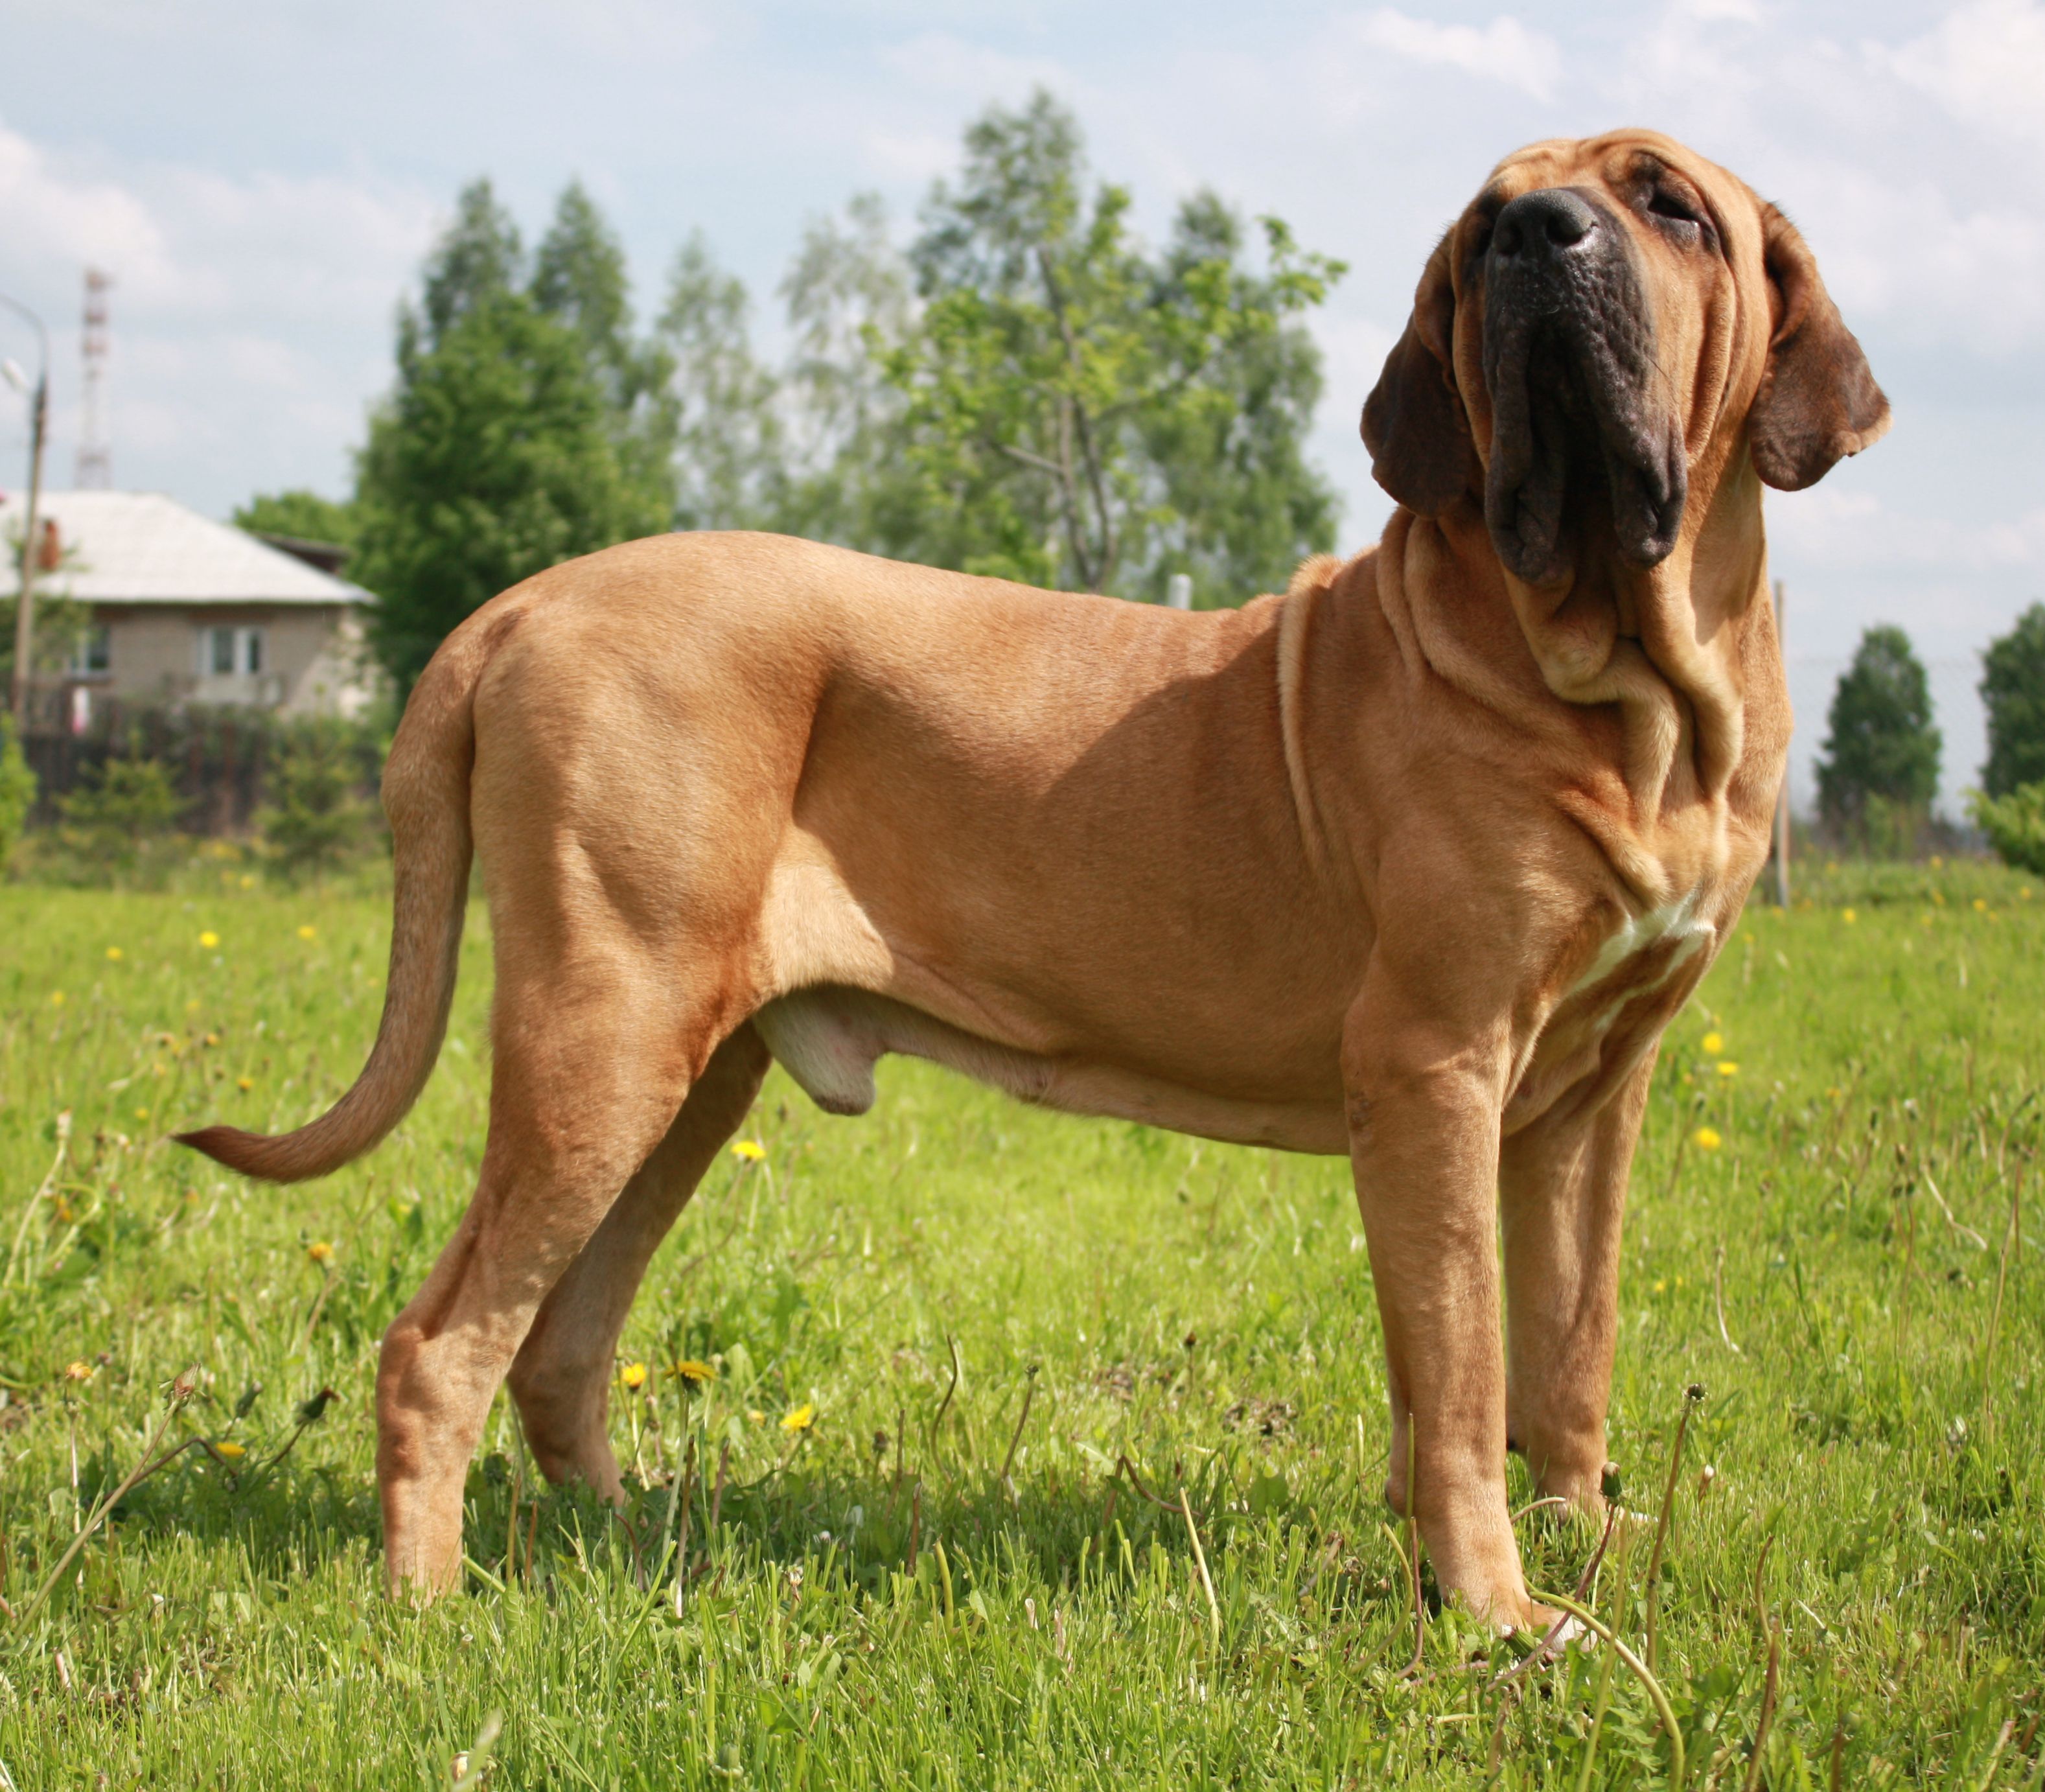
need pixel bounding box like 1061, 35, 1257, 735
1646, 187, 1699, 229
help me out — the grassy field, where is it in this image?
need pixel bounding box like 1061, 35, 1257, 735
0, 862, 2039, 1787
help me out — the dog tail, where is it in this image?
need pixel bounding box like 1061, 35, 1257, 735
178, 614, 498, 1185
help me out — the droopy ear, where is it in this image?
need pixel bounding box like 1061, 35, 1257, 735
1361, 232, 1476, 516
1748, 206, 1890, 491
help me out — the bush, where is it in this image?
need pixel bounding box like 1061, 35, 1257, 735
257, 719, 380, 882
55, 755, 188, 883
0, 714, 36, 870
1971, 781, 2045, 876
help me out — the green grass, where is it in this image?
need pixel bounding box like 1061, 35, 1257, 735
0, 868, 2039, 1787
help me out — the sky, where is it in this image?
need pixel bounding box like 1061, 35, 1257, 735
2, 0, 2042, 810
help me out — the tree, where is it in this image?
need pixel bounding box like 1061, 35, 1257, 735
1980, 601, 2045, 798
533, 183, 679, 508
881, 90, 1345, 598
774, 193, 920, 552
233, 490, 358, 550
1816, 624, 1941, 839
658, 234, 784, 531
352, 180, 675, 692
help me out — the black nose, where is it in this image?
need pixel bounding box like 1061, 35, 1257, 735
1492, 189, 1599, 262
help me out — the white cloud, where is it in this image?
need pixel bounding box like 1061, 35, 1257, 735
0, 115, 434, 506
1770, 486, 2045, 576
1883, 0, 2045, 148
878, 31, 1076, 100
1352, 9, 1563, 102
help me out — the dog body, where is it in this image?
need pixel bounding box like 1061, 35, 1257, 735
183, 130, 1886, 1625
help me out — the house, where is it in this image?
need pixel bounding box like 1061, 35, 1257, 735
1, 489, 380, 729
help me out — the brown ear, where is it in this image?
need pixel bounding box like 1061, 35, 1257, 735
1749, 206, 1890, 491
1361, 233, 1475, 516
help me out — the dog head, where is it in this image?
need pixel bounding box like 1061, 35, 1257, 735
1362, 130, 1889, 587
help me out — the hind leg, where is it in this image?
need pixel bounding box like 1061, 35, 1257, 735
375, 957, 739, 1598
507, 1021, 770, 1495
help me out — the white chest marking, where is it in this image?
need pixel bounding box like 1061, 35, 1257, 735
1567, 889, 1715, 1029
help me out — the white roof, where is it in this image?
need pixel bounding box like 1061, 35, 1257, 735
0, 489, 373, 608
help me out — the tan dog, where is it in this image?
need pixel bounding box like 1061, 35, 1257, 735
182, 130, 1886, 1623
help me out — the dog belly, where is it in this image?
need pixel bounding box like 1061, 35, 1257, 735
753, 986, 1348, 1154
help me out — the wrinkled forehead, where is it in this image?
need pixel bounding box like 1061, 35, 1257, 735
1477, 131, 1756, 232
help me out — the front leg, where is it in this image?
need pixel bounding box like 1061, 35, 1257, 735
1499, 1054, 1656, 1515
1344, 1005, 1533, 1629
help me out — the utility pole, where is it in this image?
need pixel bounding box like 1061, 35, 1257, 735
2, 292, 51, 731
1772, 578, 1791, 908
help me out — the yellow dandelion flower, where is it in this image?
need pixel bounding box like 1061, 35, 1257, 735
204, 1031, 221, 1047
1716, 1060, 1740, 1078
1692, 1125, 1723, 1152
198, 930, 220, 949
237, 1075, 254, 1092
1920, 912, 1935, 927
51, 990, 65, 1007
1652, 1279, 1667, 1294
1842, 908, 1858, 924
306, 1240, 334, 1264
1972, 898, 1987, 913
747, 1408, 766, 1426
619, 1361, 649, 1390
62, 1360, 94, 1382
214, 1440, 246, 1460
185, 997, 202, 1014
105, 946, 123, 962
669, 1359, 717, 1386
1826, 1087, 1843, 1100
133, 1108, 149, 1121
731, 1139, 767, 1162
780, 1403, 815, 1434
297, 924, 317, 941
1701, 1031, 1724, 1056
2021, 887, 2033, 901
238, 874, 255, 890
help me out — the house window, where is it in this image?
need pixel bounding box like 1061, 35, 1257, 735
201, 625, 265, 677
69, 625, 111, 677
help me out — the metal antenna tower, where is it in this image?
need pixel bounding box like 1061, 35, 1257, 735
76, 267, 113, 488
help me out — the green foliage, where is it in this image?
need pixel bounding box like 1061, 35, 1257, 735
257, 719, 382, 883
1970, 779, 2045, 874
531, 181, 680, 507
231, 489, 359, 551
773, 193, 919, 548
1980, 601, 2045, 798
1817, 624, 1941, 843
352, 180, 676, 693
647, 95, 1343, 603
883, 91, 1345, 598
53, 755, 187, 883
659, 233, 786, 530
0, 711, 36, 867
0, 874, 2040, 1782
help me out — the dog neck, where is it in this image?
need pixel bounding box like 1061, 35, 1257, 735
1375, 455, 1778, 907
